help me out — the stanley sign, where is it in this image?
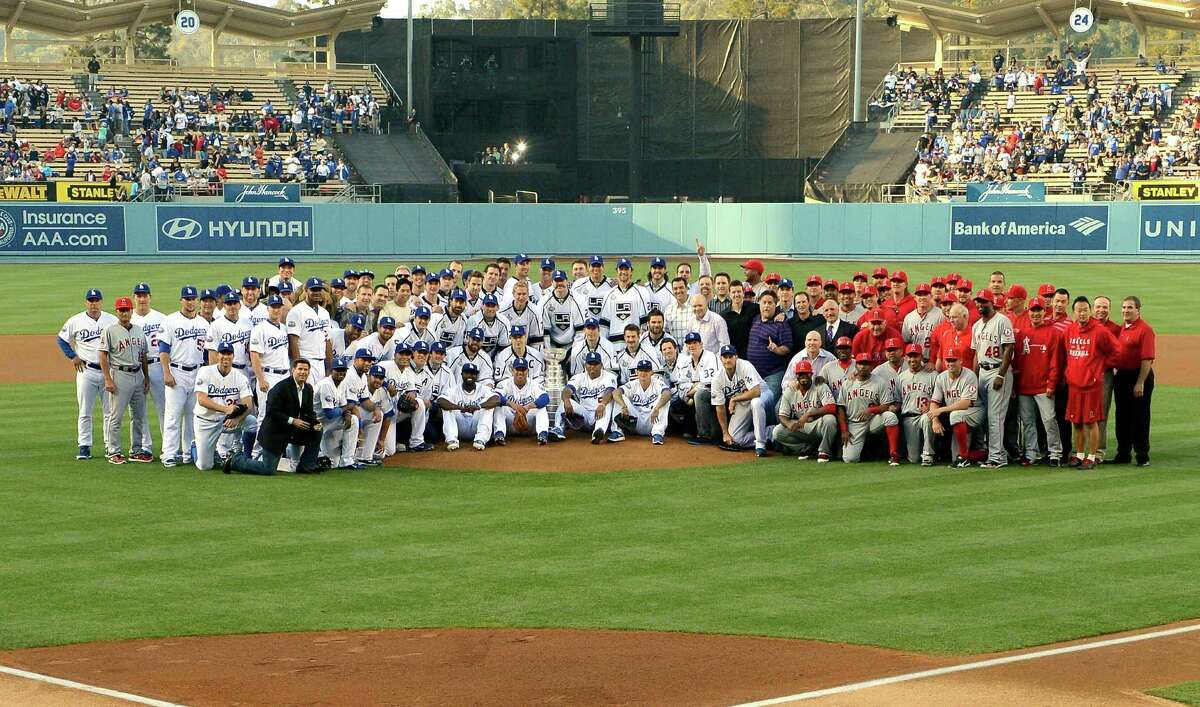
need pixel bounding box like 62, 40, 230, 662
1131, 180, 1200, 201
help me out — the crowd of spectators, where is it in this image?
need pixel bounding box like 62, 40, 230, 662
473, 141, 527, 165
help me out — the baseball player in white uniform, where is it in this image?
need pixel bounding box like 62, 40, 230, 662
971, 289, 1015, 468
599, 258, 650, 342
772, 360, 838, 462
711, 345, 768, 457
674, 332, 719, 443
286, 277, 333, 384
893, 344, 938, 465
130, 282, 166, 453
205, 292, 252, 382
438, 362, 501, 450
559, 351, 618, 443
315, 357, 362, 469
494, 358, 552, 445
356, 366, 395, 465
569, 319, 617, 376
493, 325, 546, 384
358, 316, 400, 362
240, 277, 269, 329
837, 353, 902, 465
58, 288, 118, 459
192, 342, 257, 471
467, 294, 510, 355
613, 360, 672, 444
99, 296, 151, 464
249, 295, 292, 398
644, 256, 675, 313
379, 346, 433, 455
432, 290, 471, 350
923, 348, 985, 468
158, 286, 210, 466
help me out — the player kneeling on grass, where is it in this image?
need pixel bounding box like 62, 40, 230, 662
381, 347, 434, 455
922, 348, 983, 468
712, 345, 769, 458
192, 342, 258, 471
495, 357, 552, 445
894, 344, 937, 466
315, 357, 362, 469
837, 353, 902, 466
557, 351, 618, 444
772, 360, 837, 462
439, 363, 501, 451
356, 366, 394, 465
613, 359, 672, 445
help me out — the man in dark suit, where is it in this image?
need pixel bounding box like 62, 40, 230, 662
816, 298, 858, 353
225, 359, 323, 475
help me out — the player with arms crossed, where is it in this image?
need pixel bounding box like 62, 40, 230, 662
439, 362, 501, 450
558, 351, 618, 443
613, 359, 672, 445
99, 297, 151, 464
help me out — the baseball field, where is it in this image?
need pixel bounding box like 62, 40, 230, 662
2, 258, 1199, 706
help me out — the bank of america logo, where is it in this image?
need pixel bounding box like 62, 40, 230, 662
1069, 217, 1105, 236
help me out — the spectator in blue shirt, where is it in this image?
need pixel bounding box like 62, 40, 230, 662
746, 290, 793, 424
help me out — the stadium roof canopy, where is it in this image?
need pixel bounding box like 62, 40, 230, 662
0, 0, 386, 43
891, 0, 1200, 41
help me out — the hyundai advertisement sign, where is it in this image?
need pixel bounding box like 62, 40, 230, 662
950, 205, 1109, 251
156, 206, 314, 253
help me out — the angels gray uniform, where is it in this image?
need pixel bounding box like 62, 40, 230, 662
773, 382, 837, 455
599, 284, 650, 342
820, 361, 854, 400
100, 321, 149, 457
902, 307, 946, 360
572, 276, 613, 319
840, 304, 866, 325
493, 345, 546, 385
541, 294, 585, 347
711, 358, 767, 450
838, 375, 899, 463
922, 368, 984, 459
613, 344, 664, 384
431, 312, 470, 350
894, 368, 937, 463
500, 303, 545, 347
466, 313, 510, 355
971, 312, 1015, 465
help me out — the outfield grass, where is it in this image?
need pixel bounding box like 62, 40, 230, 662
2, 380, 1198, 655
1150, 681, 1200, 705
2, 260, 1195, 334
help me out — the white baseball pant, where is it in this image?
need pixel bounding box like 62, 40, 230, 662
622, 408, 668, 438
724, 398, 767, 449
105, 369, 149, 456
443, 408, 494, 445
135, 361, 165, 452
320, 414, 360, 467
1019, 393, 1062, 461
161, 367, 197, 461
357, 412, 384, 462
496, 406, 550, 437
76, 364, 112, 449
215, 368, 254, 459
306, 359, 327, 386
193, 414, 258, 470
922, 407, 982, 459
978, 368, 1013, 464
843, 411, 899, 463
383, 399, 429, 455
563, 400, 614, 436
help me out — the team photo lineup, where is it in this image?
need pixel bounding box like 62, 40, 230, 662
60, 247, 1157, 475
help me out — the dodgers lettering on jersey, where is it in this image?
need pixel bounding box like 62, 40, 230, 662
358, 331, 398, 363
315, 376, 347, 416
192, 365, 251, 421
932, 368, 982, 409
206, 315, 252, 365
619, 378, 669, 413
613, 344, 664, 384
130, 309, 165, 354
59, 311, 120, 364
894, 369, 937, 416
498, 377, 549, 409
441, 380, 499, 408
565, 370, 617, 402
159, 312, 210, 366
971, 313, 1015, 367
249, 320, 290, 371
710, 358, 763, 406
286, 302, 330, 359
242, 302, 270, 329
838, 376, 896, 421
339, 367, 368, 404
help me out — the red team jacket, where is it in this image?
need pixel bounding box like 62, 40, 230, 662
851, 326, 901, 364
1063, 319, 1118, 391
1014, 322, 1063, 395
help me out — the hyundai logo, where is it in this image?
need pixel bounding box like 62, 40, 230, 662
161, 217, 203, 241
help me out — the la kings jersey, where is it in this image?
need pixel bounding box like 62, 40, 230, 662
431, 312, 470, 350
541, 294, 585, 347
449, 349, 495, 383
572, 276, 613, 318
466, 313, 511, 354
710, 359, 763, 406
493, 345, 546, 384
613, 344, 664, 384
894, 369, 937, 416
500, 303, 545, 345
569, 338, 617, 376
599, 284, 651, 341
645, 280, 674, 313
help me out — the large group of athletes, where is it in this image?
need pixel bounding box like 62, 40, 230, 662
58, 246, 1157, 474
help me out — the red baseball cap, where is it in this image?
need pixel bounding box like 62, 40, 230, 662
944, 348, 962, 361
1028, 299, 1045, 310
890, 270, 908, 282
873, 267, 889, 279
957, 279, 974, 292
868, 308, 886, 322
806, 274, 823, 286
994, 293, 1008, 309
852, 271, 869, 282
1038, 283, 1056, 297
974, 289, 995, 303
930, 276, 947, 287
884, 337, 902, 350
946, 272, 962, 284
854, 352, 874, 363
741, 259, 765, 274
793, 360, 814, 374
835, 336, 853, 348
1007, 284, 1027, 299
905, 343, 923, 356
765, 272, 782, 284
824, 279, 839, 290
114, 297, 133, 310
839, 281, 855, 293
861, 288, 878, 299
941, 293, 959, 305
914, 282, 932, 295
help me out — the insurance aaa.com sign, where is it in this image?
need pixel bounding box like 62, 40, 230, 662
0, 205, 126, 253
950, 205, 1109, 251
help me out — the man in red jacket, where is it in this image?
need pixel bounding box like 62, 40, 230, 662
1091, 295, 1121, 461
1062, 296, 1118, 470
1014, 301, 1063, 466
851, 309, 900, 365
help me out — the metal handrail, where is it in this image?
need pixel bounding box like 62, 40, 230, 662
864, 61, 902, 132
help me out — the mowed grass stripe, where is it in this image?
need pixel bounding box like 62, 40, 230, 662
2, 259, 1195, 334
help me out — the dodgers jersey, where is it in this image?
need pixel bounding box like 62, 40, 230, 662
192, 364, 251, 421
618, 377, 670, 414
159, 312, 210, 367
249, 320, 290, 372
565, 370, 617, 403
671, 350, 718, 399
242, 302, 270, 330
315, 375, 349, 418
130, 309, 166, 360
439, 380, 499, 408
59, 310, 119, 364
710, 358, 763, 406
286, 302, 331, 360
497, 377, 550, 409
205, 314, 252, 366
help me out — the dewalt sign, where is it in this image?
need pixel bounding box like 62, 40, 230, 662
1131, 180, 1200, 201
0, 183, 52, 201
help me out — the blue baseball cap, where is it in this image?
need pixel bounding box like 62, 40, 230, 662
411, 265, 427, 275
509, 324, 526, 337
719, 345, 738, 357
343, 269, 359, 278
779, 278, 794, 289
468, 326, 484, 340
360, 269, 376, 279
462, 269, 474, 281
347, 314, 366, 330
200, 288, 217, 301
439, 268, 454, 278
379, 316, 396, 329
636, 359, 654, 371
133, 282, 151, 295
461, 362, 479, 375
540, 258, 555, 270
412, 340, 430, 353
215, 284, 233, 298
223, 292, 241, 304
395, 342, 412, 355
617, 258, 632, 269
216, 341, 235, 354
354, 348, 376, 360
305, 277, 325, 290
266, 295, 284, 306
482, 293, 499, 306
650, 257, 667, 268
583, 317, 600, 328
430, 342, 447, 354
241, 276, 260, 289
330, 277, 346, 289
450, 288, 468, 301
277, 281, 294, 294
413, 306, 431, 318
279, 257, 295, 267
368, 364, 387, 378
180, 286, 198, 299
514, 253, 531, 264
584, 351, 602, 365
589, 255, 604, 266
331, 356, 349, 370
552, 269, 567, 281
425, 273, 440, 284
684, 331, 702, 344
512, 357, 529, 370
85, 288, 103, 301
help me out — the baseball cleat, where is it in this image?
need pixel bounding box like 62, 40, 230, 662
162, 457, 178, 468
409, 442, 434, 452
951, 456, 971, 469
473, 440, 487, 451
129, 451, 154, 463
493, 434, 507, 446
607, 430, 625, 443
76, 445, 91, 460
718, 442, 740, 452
446, 440, 460, 451
652, 434, 664, 445
222, 455, 234, 475
978, 461, 1005, 469
889, 455, 901, 467
1048, 457, 1063, 468
343, 462, 367, 470
591, 429, 604, 445
1136, 459, 1151, 467
107, 452, 126, 465
755, 447, 768, 458
1067, 457, 1083, 468
817, 453, 830, 463
1106, 456, 1132, 465
550, 427, 566, 441
920, 457, 933, 467
1019, 457, 1035, 467
686, 437, 711, 446
1079, 458, 1096, 470
796, 453, 810, 461
181, 455, 193, 465
537, 432, 548, 446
